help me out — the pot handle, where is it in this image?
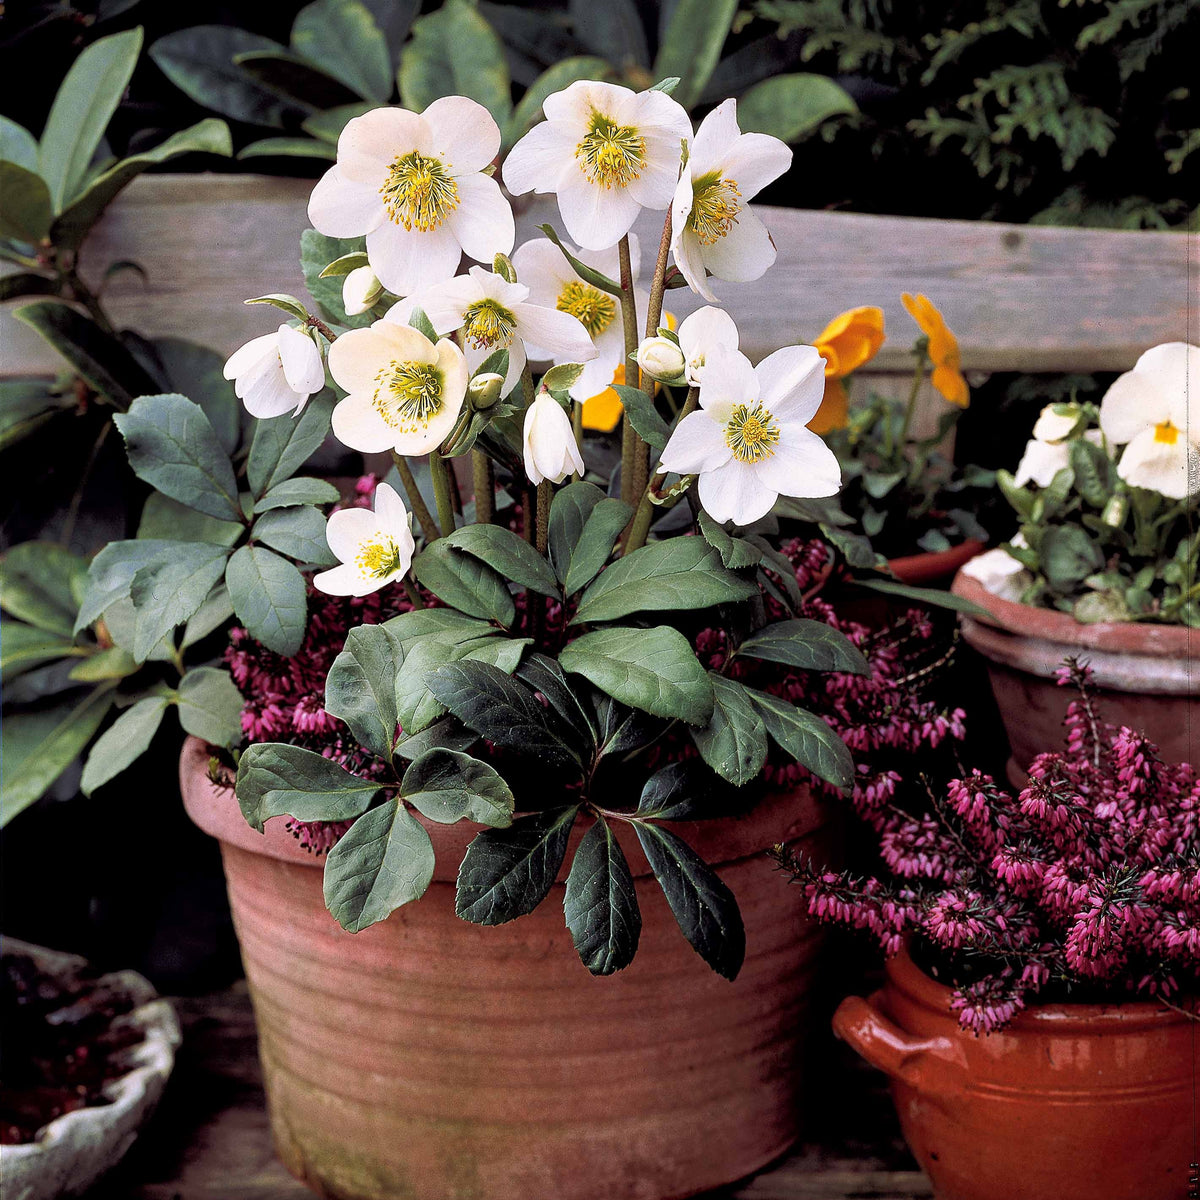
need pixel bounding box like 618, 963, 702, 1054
833, 993, 967, 1094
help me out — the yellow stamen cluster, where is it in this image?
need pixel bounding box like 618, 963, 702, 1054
575, 113, 646, 189
1154, 420, 1180, 445
689, 173, 741, 245
373, 361, 444, 431
355, 535, 403, 580
462, 299, 517, 350
556, 281, 616, 337
725, 403, 780, 464
380, 151, 459, 231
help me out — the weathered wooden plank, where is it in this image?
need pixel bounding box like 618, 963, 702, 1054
5, 173, 1190, 377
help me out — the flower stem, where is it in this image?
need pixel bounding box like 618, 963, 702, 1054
522, 486, 536, 544
571, 399, 584, 482
402, 577, 425, 610
429, 451, 455, 537
390, 451, 440, 543
536, 480, 552, 554
623, 386, 700, 554
617, 234, 643, 506
644, 208, 673, 341
889, 351, 926, 465
472, 449, 494, 523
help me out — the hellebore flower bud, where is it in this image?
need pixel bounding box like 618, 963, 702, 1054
342, 266, 384, 316
467, 372, 504, 411
636, 335, 686, 384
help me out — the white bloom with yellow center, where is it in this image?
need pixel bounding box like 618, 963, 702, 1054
523, 393, 584, 485
659, 344, 840, 526
386, 265, 596, 399
223, 324, 325, 418
512, 235, 648, 402
675, 305, 740, 386
308, 99, 515, 296
327, 320, 468, 456
314, 483, 415, 597
670, 99, 791, 302
1099, 342, 1199, 499
504, 81, 692, 250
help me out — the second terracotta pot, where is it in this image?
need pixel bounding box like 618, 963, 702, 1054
181, 738, 839, 1200
834, 948, 1195, 1200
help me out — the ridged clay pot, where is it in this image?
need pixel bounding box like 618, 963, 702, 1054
952, 571, 1198, 786
180, 737, 839, 1200
833, 948, 1195, 1200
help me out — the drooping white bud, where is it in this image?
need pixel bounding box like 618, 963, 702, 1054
342, 266, 384, 316
523, 393, 584, 485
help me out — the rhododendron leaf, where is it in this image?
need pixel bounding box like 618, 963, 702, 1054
0, 541, 87, 637
743, 687, 853, 792
225, 545, 308, 657
455, 806, 579, 925
653, 0, 736, 110
81, 695, 169, 796
427, 659, 583, 770
114, 393, 242, 522
253, 477, 340, 512
129, 542, 230, 661
563, 816, 641, 975
325, 624, 405, 761
736, 618, 869, 676
401, 748, 514, 828
736, 73, 856, 144
323, 799, 435, 932
292, 0, 393, 103
690, 675, 769, 786
177, 666, 243, 748
252, 505, 338, 565
635, 823, 744, 980
559, 627, 713, 725
411, 542, 515, 627
0, 163, 52, 243
697, 512, 762, 571
572, 538, 757, 625
610, 385, 670, 452
246, 393, 335, 498
236, 742, 382, 833
443, 524, 560, 599
852, 578, 988, 617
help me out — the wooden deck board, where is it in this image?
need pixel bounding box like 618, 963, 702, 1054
82, 984, 932, 1200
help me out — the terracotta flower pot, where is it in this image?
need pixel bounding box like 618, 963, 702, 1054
888, 539, 985, 588
833, 948, 1195, 1200
951, 571, 1198, 785
180, 737, 839, 1200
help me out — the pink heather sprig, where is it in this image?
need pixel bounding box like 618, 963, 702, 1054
774, 658, 1200, 1033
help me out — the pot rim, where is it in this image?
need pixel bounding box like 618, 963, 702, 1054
886, 943, 1194, 1033
950, 572, 1192, 654
888, 538, 985, 586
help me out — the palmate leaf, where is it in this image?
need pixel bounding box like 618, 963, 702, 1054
442, 524, 560, 598
177, 666, 244, 747
743, 686, 854, 792
129, 541, 230, 660
81, 695, 170, 796
563, 816, 641, 975
549, 480, 625, 589
236, 742, 382, 832
246, 392, 335, 498
225, 545, 308, 657
252, 505, 338, 565
610, 384, 671, 451
411, 541, 516, 626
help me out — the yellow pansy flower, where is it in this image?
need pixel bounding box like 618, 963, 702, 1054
901, 293, 969, 407
809, 305, 885, 434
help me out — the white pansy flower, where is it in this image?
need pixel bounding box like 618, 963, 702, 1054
327, 320, 468, 456
386, 265, 596, 399
659, 344, 841, 526
961, 545, 1030, 603
670, 99, 791, 302
342, 266, 383, 316
1031, 403, 1080, 443
523, 393, 584, 485
1014, 429, 1105, 488
504, 81, 692, 250
1099, 342, 1199, 499
314, 483, 415, 597
223, 324, 324, 418
308, 99, 514, 296
676, 305, 739, 386
512, 235, 648, 402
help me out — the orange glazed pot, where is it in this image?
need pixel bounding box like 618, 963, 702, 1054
833, 949, 1195, 1200
180, 738, 839, 1200
951, 571, 1198, 785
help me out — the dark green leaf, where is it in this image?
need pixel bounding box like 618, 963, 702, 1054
238, 136, 336, 161
572, 537, 757, 624
81, 695, 169, 795
455, 806, 579, 924
0, 377, 73, 450
736, 618, 869, 675
563, 816, 641, 974
1070, 437, 1115, 508
225, 545, 308, 656
0, 163, 52, 243
292, 0, 393, 102
506, 56, 610, 147
400, 748, 515, 827
697, 512, 762, 570
114, 392, 242, 521
323, 799, 435, 931
610, 383, 670, 451
0, 115, 38, 171
236, 741, 381, 832
411, 541, 515, 626
743, 687, 853, 791
253, 504, 337, 565
691, 674, 768, 786
568, 0, 648, 70
442, 523, 560, 598
1041, 524, 1105, 590
177, 666, 244, 747
137, 493, 242, 547
359, 0, 419, 63
1, 622, 81, 682
300, 229, 373, 328
383, 607, 496, 650
233, 50, 357, 110
76, 539, 178, 632
653, 0, 736, 110
515, 652, 597, 748
68, 645, 138, 682
392, 716, 478, 761
129, 542, 230, 660
0, 273, 57, 303
246, 392, 335, 497
549, 480, 606, 584
635, 823, 744, 979
636, 760, 728, 820
0, 541, 87, 636
302, 102, 376, 143
559, 626, 713, 724
852, 576, 989, 616
325, 623, 404, 760
737, 73, 857, 143
153, 337, 241, 454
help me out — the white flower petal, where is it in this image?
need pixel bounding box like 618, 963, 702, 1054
1013, 437, 1070, 488
719, 132, 792, 200
435, 338, 470, 417
328, 322, 437, 394
332, 393, 401, 454
755, 344, 825, 421
239, 359, 300, 419
625, 130, 686, 210
1032, 405, 1078, 443
223, 333, 278, 380
1099, 368, 1172, 445
446, 172, 515, 263
698, 204, 776, 283
413, 273, 482, 334
500, 337, 527, 397
523, 393, 582, 485
629, 88, 693, 143
569, 351, 621, 402
671, 225, 715, 303
338, 107, 429, 179
1117, 427, 1197, 499
277, 324, 324, 396
314, 562, 382, 597
366, 220, 462, 295
547, 80, 636, 125
514, 302, 595, 362
961, 547, 1029, 602
577, 235, 637, 282
677, 306, 739, 384
556, 168, 642, 250
422, 96, 501, 173
511, 237, 575, 303
502, 120, 576, 196
688, 99, 741, 175
325, 506, 384, 562
752, 421, 841, 498
372, 482, 411, 539
308, 167, 386, 238
698, 346, 759, 418
698, 458, 776, 526
659, 410, 732, 475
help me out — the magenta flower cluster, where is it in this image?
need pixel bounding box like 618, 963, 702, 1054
779, 659, 1199, 1032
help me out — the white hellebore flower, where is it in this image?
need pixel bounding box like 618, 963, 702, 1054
670, 99, 791, 302
659, 344, 841, 526
314, 483, 415, 598
675, 305, 740, 386
327, 320, 468, 456
961, 543, 1030, 604
308, 99, 515, 296
636, 336, 686, 383
512, 235, 648, 401
1013, 428, 1104, 488
223, 324, 324, 418
342, 265, 383, 316
387, 265, 595, 399
524, 393, 584, 485
504, 80, 692, 250
1099, 342, 1199, 499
